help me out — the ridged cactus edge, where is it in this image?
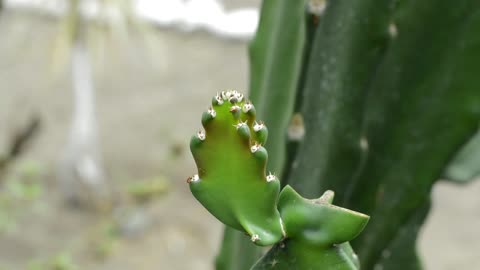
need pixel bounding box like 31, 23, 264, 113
188, 91, 369, 269
189, 90, 283, 246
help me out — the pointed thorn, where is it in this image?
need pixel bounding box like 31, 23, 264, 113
253, 121, 265, 132
208, 107, 216, 118
213, 92, 224, 105
250, 143, 261, 153
266, 172, 277, 182
230, 105, 241, 113
234, 120, 248, 129
222, 90, 233, 101
242, 102, 253, 113
230, 91, 243, 103
251, 234, 260, 243
197, 130, 206, 141
187, 174, 200, 183
237, 93, 244, 102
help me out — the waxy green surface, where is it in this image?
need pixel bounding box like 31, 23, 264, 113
189, 91, 283, 246
252, 186, 369, 270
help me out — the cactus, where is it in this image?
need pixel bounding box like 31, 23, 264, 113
286, 1, 480, 269
189, 91, 369, 269
191, 0, 480, 269
252, 186, 368, 270
189, 91, 284, 246
216, 0, 310, 267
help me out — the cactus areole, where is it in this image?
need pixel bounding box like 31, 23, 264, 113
188, 91, 369, 269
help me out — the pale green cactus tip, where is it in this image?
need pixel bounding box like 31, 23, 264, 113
188, 90, 284, 246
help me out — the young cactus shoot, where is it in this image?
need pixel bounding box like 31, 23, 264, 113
189, 90, 284, 246
188, 91, 370, 269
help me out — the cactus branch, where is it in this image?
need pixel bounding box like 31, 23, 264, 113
189, 91, 284, 246
189, 92, 369, 269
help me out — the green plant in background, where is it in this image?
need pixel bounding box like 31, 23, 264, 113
27, 252, 78, 270
190, 0, 480, 269
127, 177, 169, 204
0, 160, 45, 233
189, 91, 369, 269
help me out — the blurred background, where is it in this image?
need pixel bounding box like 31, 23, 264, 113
0, 0, 479, 269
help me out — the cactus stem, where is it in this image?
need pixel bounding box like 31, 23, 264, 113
251, 234, 261, 243
187, 174, 200, 184
197, 130, 206, 141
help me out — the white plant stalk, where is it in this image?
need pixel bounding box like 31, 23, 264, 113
58, 39, 109, 206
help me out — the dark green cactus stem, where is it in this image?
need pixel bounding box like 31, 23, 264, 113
286, 0, 393, 200
222, 0, 308, 265
189, 91, 284, 246
283, 0, 480, 269
252, 186, 369, 270
249, 0, 307, 176
283, 3, 324, 182
346, 2, 480, 268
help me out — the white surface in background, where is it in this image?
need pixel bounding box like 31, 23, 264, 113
4, 0, 259, 39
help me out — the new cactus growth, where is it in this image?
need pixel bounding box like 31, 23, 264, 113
189, 92, 369, 269
189, 90, 284, 246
